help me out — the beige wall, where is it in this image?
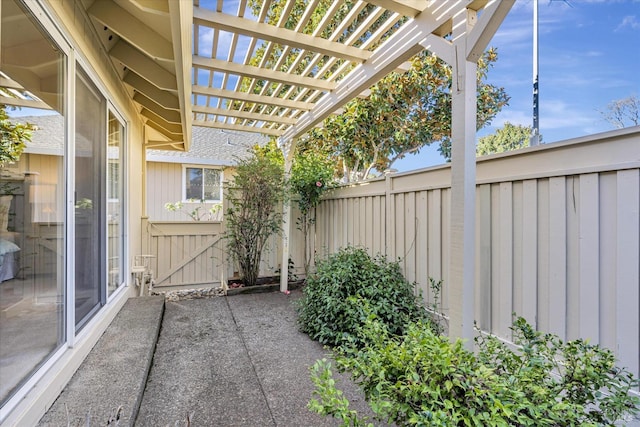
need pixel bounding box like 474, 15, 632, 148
146, 162, 225, 221
314, 127, 640, 381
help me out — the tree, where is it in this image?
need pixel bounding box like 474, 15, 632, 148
298, 49, 509, 181
600, 95, 640, 129
225, 147, 287, 287
1, 105, 35, 166
476, 122, 536, 156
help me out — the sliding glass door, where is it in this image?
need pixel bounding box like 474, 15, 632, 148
74, 68, 105, 331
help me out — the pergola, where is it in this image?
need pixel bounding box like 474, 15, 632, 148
93, 0, 515, 344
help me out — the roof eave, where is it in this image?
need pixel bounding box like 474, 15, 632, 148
169, 0, 193, 152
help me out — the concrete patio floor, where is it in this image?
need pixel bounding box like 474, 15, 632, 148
37, 290, 375, 426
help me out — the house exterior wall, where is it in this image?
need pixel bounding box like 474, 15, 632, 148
0, 0, 146, 424
146, 162, 225, 221
314, 127, 640, 383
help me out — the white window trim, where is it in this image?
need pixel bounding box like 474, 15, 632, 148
181, 164, 223, 203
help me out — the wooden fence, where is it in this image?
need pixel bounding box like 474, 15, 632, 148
314, 127, 640, 380
141, 219, 225, 290
141, 206, 307, 291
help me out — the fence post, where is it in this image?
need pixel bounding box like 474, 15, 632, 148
220, 181, 228, 294
141, 216, 149, 254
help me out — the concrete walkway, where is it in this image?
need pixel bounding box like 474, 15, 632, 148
38, 291, 375, 426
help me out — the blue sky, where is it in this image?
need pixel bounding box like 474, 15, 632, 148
394, 0, 640, 172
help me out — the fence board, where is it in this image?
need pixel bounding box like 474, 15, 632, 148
578, 173, 600, 344
599, 172, 617, 352
476, 184, 492, 331
549, 176, 567, 340
536, 179, 550, 334
521, 179, 538, 326
616, 169, 640, 379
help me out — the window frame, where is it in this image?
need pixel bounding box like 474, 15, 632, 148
181, 165, 223, 203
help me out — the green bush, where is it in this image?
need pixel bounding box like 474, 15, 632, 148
296, 246, 431, 348
225, 149, 286, 287
310, 315, 640, 426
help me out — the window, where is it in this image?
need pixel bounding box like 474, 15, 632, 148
184, 167, 222, 202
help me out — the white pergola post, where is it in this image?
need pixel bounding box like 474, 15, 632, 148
280, 138, 296, 293
449, 9, 478, 348
447, 1, 514, 348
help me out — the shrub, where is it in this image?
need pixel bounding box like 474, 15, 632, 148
296, 246, 430, 348
225, 150, 286, 287
310, 315, 640, 426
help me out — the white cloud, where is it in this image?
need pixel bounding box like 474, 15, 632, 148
615, 15, 640, 31
539, 99, 593, 129
491, 109, 532, 128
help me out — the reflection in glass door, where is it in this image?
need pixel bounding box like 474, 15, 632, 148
0, 0, 67, 406
74, 68, 105, 331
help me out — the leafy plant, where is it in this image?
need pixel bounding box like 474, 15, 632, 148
476, 122, 537, 156
275, 257, 298, 283
296, 246, 431, 348
289, 149, 335, 275
164, 199, 221, 221
310, 314, 640, 426
309, 358, 373, 427
1, 105, 35, 166
225, 149, 286, 287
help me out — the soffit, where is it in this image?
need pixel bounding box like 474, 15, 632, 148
85, 0, 192, 150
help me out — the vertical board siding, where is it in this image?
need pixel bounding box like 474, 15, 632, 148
521, 180, 538, 327
616, 169, 640, 379
549, 176, 568, 340
146, 162, 222, 221
537, 179, 551, 334
578, 174, 600, 344
599, 173, 617, 352
313, 132, 639, 376
476, 184, 492, 331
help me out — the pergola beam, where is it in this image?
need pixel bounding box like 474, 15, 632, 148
192, 85, 313, 111
193, 56, 336, 92
0, 95, 51, 110
465, 0, 513, 62
365, 0, 429, 17
192, 119, 284, 136
193, 7, 371, 64
192, 105, 297, 125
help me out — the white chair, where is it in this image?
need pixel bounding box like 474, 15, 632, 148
131, 255, 155, 296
